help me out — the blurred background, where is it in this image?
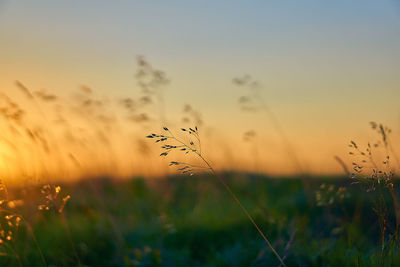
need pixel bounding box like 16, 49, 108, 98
1, 0, 400, 182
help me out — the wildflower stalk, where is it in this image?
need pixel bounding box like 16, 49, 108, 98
349, 122, 400, 250
147, 127, 286, 266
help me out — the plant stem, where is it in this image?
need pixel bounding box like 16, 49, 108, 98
197, 154, 286, 267
161, 128, 286, 266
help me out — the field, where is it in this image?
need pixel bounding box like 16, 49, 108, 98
1, 173, 399, 266
1, 2, 400, 266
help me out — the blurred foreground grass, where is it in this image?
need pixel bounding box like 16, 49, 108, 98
2, 173, 399, 266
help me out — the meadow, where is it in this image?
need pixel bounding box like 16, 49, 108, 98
0, 174, 399, 267
2, 1, 400, 266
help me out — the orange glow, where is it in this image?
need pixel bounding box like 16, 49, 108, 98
1, 2, 400, 182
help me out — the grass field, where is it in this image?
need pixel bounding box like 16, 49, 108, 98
1, 173, 399, 266
2, 2, 400, 266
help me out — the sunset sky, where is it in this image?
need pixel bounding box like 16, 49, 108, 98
0, 1, 400, 179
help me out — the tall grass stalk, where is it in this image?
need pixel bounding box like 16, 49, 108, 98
147, 127, 286, 266
348, 122, 400, 255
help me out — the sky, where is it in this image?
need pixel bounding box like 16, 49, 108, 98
0, 1, 400, 180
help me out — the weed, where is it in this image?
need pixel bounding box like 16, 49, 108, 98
147, 126, 286, 266
348, 122, 400, 257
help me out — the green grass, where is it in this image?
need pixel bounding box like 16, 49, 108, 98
2, 173, 400, 266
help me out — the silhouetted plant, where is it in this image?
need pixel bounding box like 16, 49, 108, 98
147, 126, 286, 266
348, 122, 400, 255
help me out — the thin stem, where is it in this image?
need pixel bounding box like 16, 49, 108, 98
190, 131, 202, 154
279, 228, 297, 267
176, 162, 212, 170
159, 128, 286, 266
167, 131, 197, 153
197, 154, 286, 267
